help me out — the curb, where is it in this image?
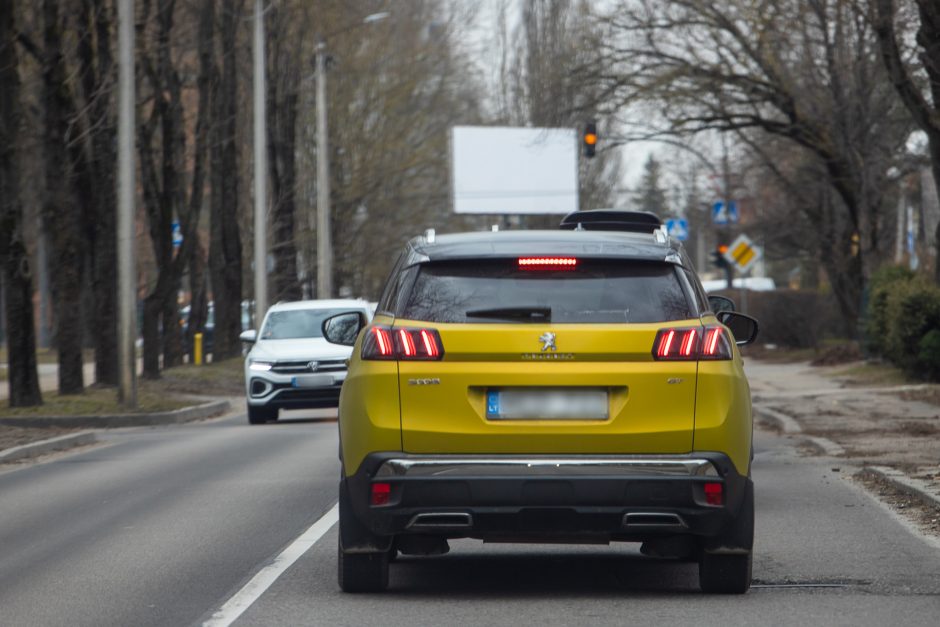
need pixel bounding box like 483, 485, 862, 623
754, 403, 845, 456
0, 399, 230, 429
0, 431, 97, 464
754, 404, 802, 434
862, 466, 940, 511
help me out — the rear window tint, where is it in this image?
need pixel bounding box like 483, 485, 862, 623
401, 259, 692, 323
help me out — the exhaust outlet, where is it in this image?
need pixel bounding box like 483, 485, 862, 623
623, 512, 687, 528
407, 512, 473, 530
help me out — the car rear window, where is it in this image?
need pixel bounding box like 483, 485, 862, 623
400, 259, 692, 323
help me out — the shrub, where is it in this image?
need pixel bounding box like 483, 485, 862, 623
865, 265, 915, 356
919, 330, 940, 381
711, 288, 843, 348
883, 277, 940, 376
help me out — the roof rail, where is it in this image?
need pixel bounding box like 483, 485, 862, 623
559, 209, 663, 234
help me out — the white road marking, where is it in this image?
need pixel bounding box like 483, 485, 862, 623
203, 503, 339, 627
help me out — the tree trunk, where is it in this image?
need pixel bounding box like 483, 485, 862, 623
267, 8, 301, 303
77, 0, 119, 386
209, 0, 243, 360
43, 0, 85, 394
0, 0, 42, 407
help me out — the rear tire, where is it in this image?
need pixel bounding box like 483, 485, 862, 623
247, 404, 277, 424
337, 480, 390, 592
699, 479, 754, 594
699, 551, 752, 594
337, 536, 389, 593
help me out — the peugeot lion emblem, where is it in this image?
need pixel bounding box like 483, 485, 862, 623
539, 332, 557, 352
308, 361, 319, 372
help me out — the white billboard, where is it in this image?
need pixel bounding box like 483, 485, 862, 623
451, 126, 578, 214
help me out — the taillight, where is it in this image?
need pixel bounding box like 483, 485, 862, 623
371, 482, 391, 506
361, 325, 444, 360
518, 256, 578, 270
652, 326, 732, 360
704, 482, 723, 506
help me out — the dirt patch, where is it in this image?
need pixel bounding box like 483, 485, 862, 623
809, 342, 862, 366
899, 386, 940, 408
855, 469, 940, 538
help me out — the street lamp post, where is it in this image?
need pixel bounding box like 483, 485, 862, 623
315, 12, 389, 299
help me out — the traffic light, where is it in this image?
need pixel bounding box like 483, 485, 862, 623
712, 244, 730, 269
583, 122, 597, 158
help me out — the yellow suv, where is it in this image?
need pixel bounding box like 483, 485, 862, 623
322, 211, 759, 594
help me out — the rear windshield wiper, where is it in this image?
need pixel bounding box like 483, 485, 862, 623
465, 306, 552, 321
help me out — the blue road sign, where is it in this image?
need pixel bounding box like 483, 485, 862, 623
712, 200, 739, 225
666, 218, 689, 241
172, 221, 183, 248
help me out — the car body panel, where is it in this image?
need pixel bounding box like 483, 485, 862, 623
393, 319, 699, 458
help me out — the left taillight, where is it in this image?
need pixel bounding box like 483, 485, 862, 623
361, 325, 444, 361
652, 326, 732, 361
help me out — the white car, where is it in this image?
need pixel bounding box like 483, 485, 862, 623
241, 299, 372, 424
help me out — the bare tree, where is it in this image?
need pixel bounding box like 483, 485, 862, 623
592, 0, 912, 329
873, 0, 940, 281
137, 0, 214, 376
208, 0, 244, 360
0, 0, 42, 406
265, 2, 301, 302
42, 0, 85, 393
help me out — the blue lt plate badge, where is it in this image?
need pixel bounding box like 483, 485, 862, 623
486, 390, 500, 417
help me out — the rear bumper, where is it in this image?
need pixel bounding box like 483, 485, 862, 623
345, 452, 748, 542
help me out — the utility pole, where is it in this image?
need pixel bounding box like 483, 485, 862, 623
315, 38, 332, 299
253, 0, 268, 324
117, 0, 136, 407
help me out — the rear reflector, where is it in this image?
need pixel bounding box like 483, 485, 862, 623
362, 325, 444, 361
704, 482, 723, 506
371, 482, 391, 506
652, 326, 731, 361
518, 257, 578, 270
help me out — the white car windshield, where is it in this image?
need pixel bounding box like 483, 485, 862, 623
260, 308, 352, 340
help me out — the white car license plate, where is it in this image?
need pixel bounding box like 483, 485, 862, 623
291, 374, 334, 388
486, 387, 608, 420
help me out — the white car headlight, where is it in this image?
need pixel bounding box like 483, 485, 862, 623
249, 360, 274, 372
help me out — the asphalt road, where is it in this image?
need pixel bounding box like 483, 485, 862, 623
2, 412, 940, 626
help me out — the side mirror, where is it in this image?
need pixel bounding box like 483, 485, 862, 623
239, 329, 257, 344
708, 295, 735, 314
716, 311, 759, 346
322, 312, 367, 346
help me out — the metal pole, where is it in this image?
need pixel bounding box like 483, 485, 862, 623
253, 0, 268, 323
315, 39, 333, 299
117, 0, 137, 407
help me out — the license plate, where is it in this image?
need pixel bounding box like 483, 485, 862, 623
486, 387, 608, 420
291, 374, 334, 388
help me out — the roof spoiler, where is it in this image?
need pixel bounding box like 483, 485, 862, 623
559, 209, 663, 234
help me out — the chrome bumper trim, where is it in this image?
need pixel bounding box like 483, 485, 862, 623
375, 456, 719, 478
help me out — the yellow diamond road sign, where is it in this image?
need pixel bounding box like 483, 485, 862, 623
723, 234, 762, 273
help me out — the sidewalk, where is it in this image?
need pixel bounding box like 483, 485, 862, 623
0, 362, 98, 400
746, 358, 940, 517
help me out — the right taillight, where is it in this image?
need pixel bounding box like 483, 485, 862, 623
652, 326, 732, 361
361, 325, 444, 361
